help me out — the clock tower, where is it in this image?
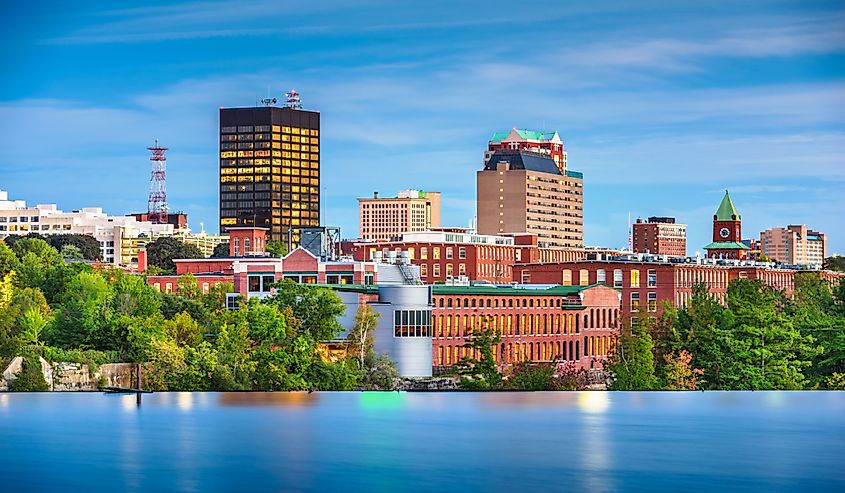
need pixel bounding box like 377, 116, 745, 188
704, 190, 749, 260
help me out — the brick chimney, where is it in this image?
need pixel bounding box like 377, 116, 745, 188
137, 248, 148, 273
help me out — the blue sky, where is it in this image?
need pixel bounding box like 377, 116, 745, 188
1, 0, 843, 254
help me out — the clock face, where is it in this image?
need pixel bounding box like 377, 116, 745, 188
719, 227, 730, 239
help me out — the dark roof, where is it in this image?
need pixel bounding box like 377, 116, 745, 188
483, 150, 561, 175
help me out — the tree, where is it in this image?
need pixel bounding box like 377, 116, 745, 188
146, 236, 203, 273
46, 234, 101, 261
606, 318, 657, 390
176, 273, 201, 299
60, 244, 84, 259
347, 305, 379, 368
50, 271, 113, 349
823, 256, 845, 272
505, 362, 559, 390
268, 280, 346, 341
266, 240, 288, 258
211, 242, 230, 258
662, 350, 704, 390
18, 308, 49, 349
0, 241, 20, 276
8, 355, 49, 392
453, 318, 502, 390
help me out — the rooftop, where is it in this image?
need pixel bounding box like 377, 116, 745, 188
715, 190, 741, 221
483, 150, 563, 175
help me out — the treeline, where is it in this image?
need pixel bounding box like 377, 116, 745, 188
0, 238, 396, 391
606, 274, 845, 390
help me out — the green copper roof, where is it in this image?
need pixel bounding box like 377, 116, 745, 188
316, 283, 605, 297
490, 129, 557, 143
703, 241, 749, 250
715, 190, 740, 221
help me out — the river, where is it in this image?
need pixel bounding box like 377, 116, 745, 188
0, 391, 843, 492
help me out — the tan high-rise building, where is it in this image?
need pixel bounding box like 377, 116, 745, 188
760, 225, 827, 267
358, 190, 441, 242
477, 149, 583, 249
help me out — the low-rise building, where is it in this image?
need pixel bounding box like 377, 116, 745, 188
0, 190, 173, 265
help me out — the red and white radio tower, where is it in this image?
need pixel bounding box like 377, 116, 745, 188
147, 139, 169, 224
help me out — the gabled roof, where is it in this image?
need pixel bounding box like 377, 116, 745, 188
483, 150, 562, 175
715, 190, 740, 221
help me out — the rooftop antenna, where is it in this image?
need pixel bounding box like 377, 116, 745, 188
285, 89, 302, 109
627, 211, 632, 252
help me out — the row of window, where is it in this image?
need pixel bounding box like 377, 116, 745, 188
221, 126, 319, 136
436, 337, 609, 366
394, 309, 432, 338
0, 216, 40, 223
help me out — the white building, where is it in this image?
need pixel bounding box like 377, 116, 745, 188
0, 190, 174, 265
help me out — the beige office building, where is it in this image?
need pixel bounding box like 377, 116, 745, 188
358, 190, 442, 242
477, 150, 583, 249
760, 225, 827, 267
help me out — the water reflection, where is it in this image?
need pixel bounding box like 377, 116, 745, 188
218, 391, 317, 407
577, 391, 610, 414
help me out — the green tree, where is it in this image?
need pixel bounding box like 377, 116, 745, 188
505, 362, 559, 390
176, 273, 201, 299
211, 242, 229, 258
347, 305, 379, 368
266, 240, 288, 258
823, 256, 845, 272
268, 280, 346, 341
454, 319, 502, 390
606, 318, 657, 390
146, 236, 203, 273
0, 242, 20, 276
8, 355, 49, 392
60, 244, 84, 259
50, 271, 113, 349
46, 234, 101, 261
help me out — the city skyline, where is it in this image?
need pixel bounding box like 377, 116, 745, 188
1, 0, 843, 254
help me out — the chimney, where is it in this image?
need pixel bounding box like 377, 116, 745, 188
137, 248, 148, 273
374, 191, 379, 199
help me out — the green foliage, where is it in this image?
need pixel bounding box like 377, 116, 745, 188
50, 271, 113, 349
607, 318, 657, 390
823, 256, 845, 272
267, 280, 346, 341
305, 358, 359, 391
42, 347, 119, 366
146, 236, 203, 273
8, 355, 49, 392
347, 305, 378, 367
266, 240, 288, 258
662, 350, 704, 390
46, 234, 101, 261
211, 242, 230, 258
0, 242, 20, 276
454, 319, 503, 390
60, 244, 84, 260
505, 362, 559, 390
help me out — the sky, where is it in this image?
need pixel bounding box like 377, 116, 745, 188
1, 0, 843, 254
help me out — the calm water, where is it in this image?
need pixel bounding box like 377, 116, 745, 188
0, 391, 843, 493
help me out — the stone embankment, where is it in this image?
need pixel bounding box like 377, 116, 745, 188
0, 357, 136, 391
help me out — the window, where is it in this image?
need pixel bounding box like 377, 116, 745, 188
648, 292, 657, 312
562, 270, 572, 286
247, 273, 276, 293
630, 269, 640, 288
394, 309, 432, 337
597, 269, 606, 285
433, 248, 440, 260
458, 247, 466, 259
420, 247, 428, 260
648, 269, 657, 287
613, 269, 623, 288
446, 247, 453, 259
579, 269, 589, 286
446, 264, 453, 277
433, 264, 441, 277
631, 292, 640, 311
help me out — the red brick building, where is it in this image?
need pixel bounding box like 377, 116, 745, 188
341, 230, 583, 284
705, 190, 750, 260
431, 284, 621, 370
513, 257, 845, 319
632, 216, 686, 257
146, 227, 390, 297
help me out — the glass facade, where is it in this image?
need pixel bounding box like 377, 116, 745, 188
219, 107, 320, 246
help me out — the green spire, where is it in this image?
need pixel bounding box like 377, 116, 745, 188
715, 190, 740, 221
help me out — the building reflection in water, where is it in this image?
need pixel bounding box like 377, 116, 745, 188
577, 392, 613, 493
218, 391, 318, 407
